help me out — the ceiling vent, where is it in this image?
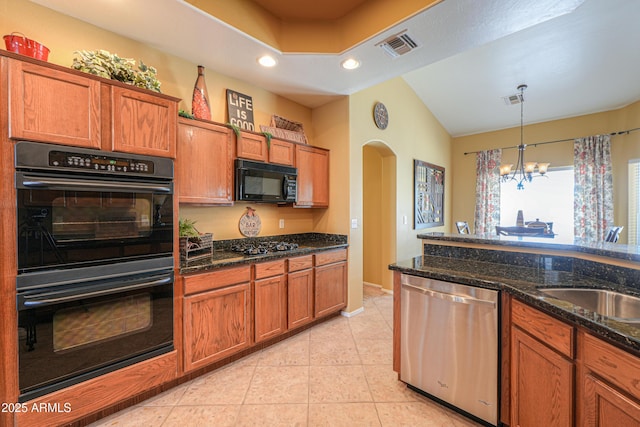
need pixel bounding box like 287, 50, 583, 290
377, 30, 419, 58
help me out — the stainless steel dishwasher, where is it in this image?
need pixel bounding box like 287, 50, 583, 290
400, 274, 499, 426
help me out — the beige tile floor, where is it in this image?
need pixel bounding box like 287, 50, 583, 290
90, 286, 481, 426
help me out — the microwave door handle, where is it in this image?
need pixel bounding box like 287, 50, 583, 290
20, 175, 172, 193
20, 276, 172, 308
283, 177, 289, 200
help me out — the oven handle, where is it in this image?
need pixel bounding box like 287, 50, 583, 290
20, 175, 172, 193
20, 276, 172, 308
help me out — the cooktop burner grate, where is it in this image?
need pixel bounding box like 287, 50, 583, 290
230, 241, 299, 256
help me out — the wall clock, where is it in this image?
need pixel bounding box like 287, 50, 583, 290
373, 102, 389, 130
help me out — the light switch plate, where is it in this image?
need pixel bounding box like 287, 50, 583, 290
351, 218, 358, 229
279, 219, 285, 229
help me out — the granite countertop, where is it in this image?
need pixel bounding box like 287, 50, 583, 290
418, 232, 640, 263
390, 255, 640, 355
180, 233, 348, 275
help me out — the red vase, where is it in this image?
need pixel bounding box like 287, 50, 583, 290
192, 65, 211, 120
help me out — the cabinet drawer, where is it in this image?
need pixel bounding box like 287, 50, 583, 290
183, 265, 251, 295
582, 332, 640, 400
288, 255, 313, 272
255, 259, 285, 279
512, 299, 574, 358
315, 249, 347, 266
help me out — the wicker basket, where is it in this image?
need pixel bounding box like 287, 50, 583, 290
260, 114, 307, 144
179, 233, 213, 261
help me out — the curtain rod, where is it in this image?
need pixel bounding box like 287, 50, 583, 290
462, 126, 640, 155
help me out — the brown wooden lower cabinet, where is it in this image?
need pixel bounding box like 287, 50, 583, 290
288, 267, 314, 329
582, 374, 640, 427
580, 331, 640, 427
508, 298, 575, 427
254, 274, 287, 342
505, 297, 640, 427
510, 326, 574, 427
183, 266, 252, 372
314, 249, 348, 317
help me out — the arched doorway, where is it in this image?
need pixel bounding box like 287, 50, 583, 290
362, 142, 397, 292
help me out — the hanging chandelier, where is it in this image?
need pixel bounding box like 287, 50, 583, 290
499, 84, 550, 190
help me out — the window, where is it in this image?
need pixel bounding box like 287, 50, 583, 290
500, 168, 574, 237
628, 160, 640, 245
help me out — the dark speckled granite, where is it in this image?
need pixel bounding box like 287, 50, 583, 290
180, 233, 348, 275
391, 236, 640, 355
418, 232, 640, 263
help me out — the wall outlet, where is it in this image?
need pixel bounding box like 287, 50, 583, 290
402, 215, 408, 225
351, 218, 358, 229
279, 219, 285, 229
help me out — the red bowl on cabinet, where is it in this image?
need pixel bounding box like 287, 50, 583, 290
3, 33, 49, 61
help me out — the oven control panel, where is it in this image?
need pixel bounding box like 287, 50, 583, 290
48, 150, 155, 174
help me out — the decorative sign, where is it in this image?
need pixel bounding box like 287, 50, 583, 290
414, 159, 445, 229
226, 89, 255, 131
239, 206, 261, 237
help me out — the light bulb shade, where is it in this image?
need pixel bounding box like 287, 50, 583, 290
537, 162, 550, 175
499, 164, 513, 176
524, 162, 537, 173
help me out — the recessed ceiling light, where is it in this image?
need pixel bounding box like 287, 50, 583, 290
341, 58, 360, 70
258, 55, 277, 67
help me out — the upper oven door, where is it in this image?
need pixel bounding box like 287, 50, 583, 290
16, 171, 173, 274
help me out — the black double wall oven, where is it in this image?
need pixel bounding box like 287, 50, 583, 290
15, 141, 175, 402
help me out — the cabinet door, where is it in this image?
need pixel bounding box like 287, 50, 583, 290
183, 282, 251, 372
295, 145, 329, 207
288, 268, 314, 329
254, 275, 287, 343
237, 132, 268, 162
269, 138, 294, 166
314, 261, 347, 317
111, 86, 177, 158
177, 119, 234, 204
511, 326, 574, 427
583, 374, 640, 427
8, 59, 101, 148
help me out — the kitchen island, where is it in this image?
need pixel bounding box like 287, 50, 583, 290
390, 232, 640, 427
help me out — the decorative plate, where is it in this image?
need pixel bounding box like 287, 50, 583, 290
239, 207, 261, 237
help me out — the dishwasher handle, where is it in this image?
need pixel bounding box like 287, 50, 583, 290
402, 282, 496, 308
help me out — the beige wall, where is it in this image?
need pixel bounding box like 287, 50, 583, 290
350, 77, 452, 302
451, 101, 640, 242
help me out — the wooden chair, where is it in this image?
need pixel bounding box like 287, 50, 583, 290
604, 226, 623, 243
455, 221, 471, 234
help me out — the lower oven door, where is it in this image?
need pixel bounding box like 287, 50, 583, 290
17, 270, 174, 402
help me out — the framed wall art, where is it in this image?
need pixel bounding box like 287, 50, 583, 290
414, 159, 445, 229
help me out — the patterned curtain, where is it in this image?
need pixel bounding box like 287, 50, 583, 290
574, 135, 613, 241
475, 149, 502, 234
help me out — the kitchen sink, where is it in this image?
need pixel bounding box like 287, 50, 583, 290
540, 288, 640, 323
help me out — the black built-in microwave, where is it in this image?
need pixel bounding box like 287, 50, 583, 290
235, 159, 297, 203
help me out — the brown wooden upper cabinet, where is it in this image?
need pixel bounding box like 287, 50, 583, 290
268, 138, 294, 166
177, 118, 235, 205
236, 132, 295, 166
7, 58, 101, 149
237, 131, 268, 162
110, 86, 177, 158
295, 144, 329, 208
6, 57, 178, 158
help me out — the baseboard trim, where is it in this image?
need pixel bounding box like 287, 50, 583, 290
363, 281, 393, 294
341, 306, 365, 317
